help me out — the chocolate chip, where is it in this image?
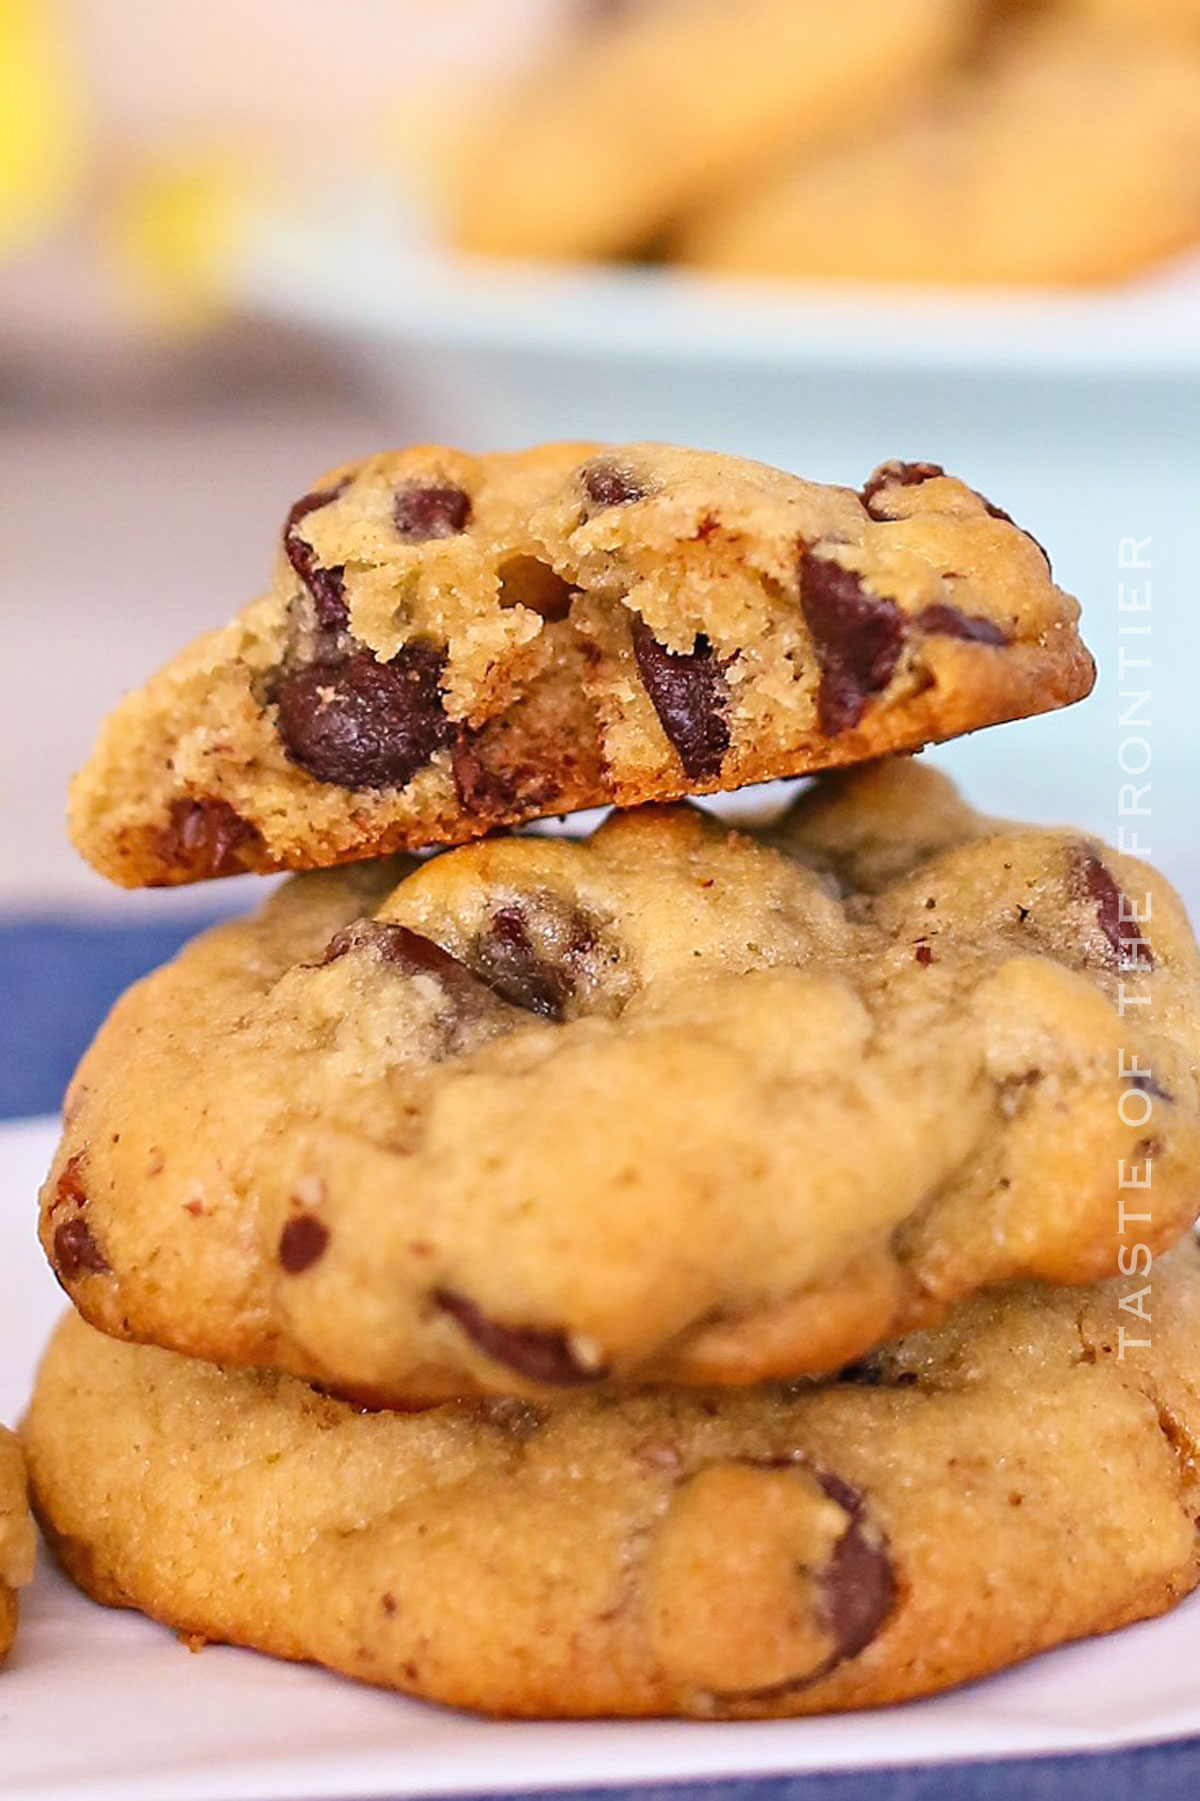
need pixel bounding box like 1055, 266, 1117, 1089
475, 906, 576, 1019
450, 728, 566, 823
1129, 1071, 1172, 1102
156, 797, 263, 881
816, 1474, 897, 1666
450, 732, 522, 817
837, 1361, 886, 1387
1073, 848, 1153, 970
322, 918, 492, 997
916, 603, 1008, 647
915, 943, 935, 967
799, 550, 906, 735
49, 1156, 110, 1282
434, 1289, 608, 1386
630, 614, 730, 779
53, 1216, 109, 1281
861, 461, 946, 518
275, 644, 452, 789
685, 1461, 896, 1698
278, 1214, 329, 1275
393, 484, 472, 542
471, 897, 607, 1019
581, 460, 645, 510
284, 481, 350, 630
322, 914, 590, 1029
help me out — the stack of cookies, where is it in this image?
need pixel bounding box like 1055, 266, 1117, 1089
21, 445, 1200, 1717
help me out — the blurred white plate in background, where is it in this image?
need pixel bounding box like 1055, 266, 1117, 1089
235, 193, 1200, 379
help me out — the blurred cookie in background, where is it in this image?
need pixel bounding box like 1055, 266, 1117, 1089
451, 0, 981, 259
681, 19, 1200, 287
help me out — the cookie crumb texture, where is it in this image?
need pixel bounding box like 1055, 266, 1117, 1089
0, 1428, 35, 1667
24, 1246, 1200, 1717
42, 764, 1200, 1403
68, 443, 1093, 887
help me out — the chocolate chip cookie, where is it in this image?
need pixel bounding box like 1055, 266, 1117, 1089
451, 0, 977, 259
25, 1240, 1200, 1718
44, 764, 1200, 1403
0, 1428, 34, 1666
683, 22, 1200, 286
69, 443, 1093, 887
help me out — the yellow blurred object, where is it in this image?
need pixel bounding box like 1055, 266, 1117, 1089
0, 0, 85, 254
105, 150, 273, 331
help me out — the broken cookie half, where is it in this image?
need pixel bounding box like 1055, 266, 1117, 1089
69, 441, 1094, 887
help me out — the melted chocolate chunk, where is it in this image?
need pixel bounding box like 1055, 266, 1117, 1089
860, 461, 946, 518
916, 603, 1009, 647
581, 460, 645, 510
156, 797, 262, 881
393, 484, 472, 542
630, 614, 730, 779
275, 644, 451, 790
450, 722, 565, 823
474, 907, 577, 1019
817, 1474, 897, 1666
278, 1214, 330, 1275
53, 1216, 110, 1281
434, 1290, 608, 1386
450, 732, 522, 817
284, 481, 350, 630
1073, 848, 1153, 970
799, 551, 906, 735
322, 919, 491, 994
323, 914, 587, 1026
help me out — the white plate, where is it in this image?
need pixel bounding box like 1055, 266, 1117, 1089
5, 1113, 1200, 1801
236, 195, 1200, 379
232, 196, 1200, 470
